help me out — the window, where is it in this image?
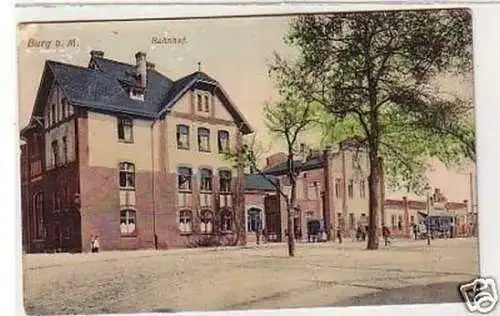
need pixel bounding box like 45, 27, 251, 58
398, 215, 403, 230
348, 179, 354, 199
62, 136, 68, 164
200, 168, 213, 192
198, 128, 210, 152
120, 210, 136, 235
51, 104, 56, 125
176, 125, 190, 149
220, 209, 232, 232
200, 209, 213, 234
204, 95, 210, 112
117, 117, 133, 142
391, 215, 397, 229
179, 210, 193, 233
218, 130, 230, 153
219, 170, 232, 193
119, 162, 135, 189
335, 179, 342, 198
130, 88, 145, 101
349, 213, 355, 230
33, 192, 44, 239
197, 94, 203, 111
178, 167, 192, 191
247, 208, 263, 233
51, 140, 59, 167
61, 97, 67, 119
360, 180, 366, 198
54, 191, 61, 213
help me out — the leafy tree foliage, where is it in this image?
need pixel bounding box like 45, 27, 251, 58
270, 9, 473, 249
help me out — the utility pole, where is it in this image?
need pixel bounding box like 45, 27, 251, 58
425, 184, 431, 246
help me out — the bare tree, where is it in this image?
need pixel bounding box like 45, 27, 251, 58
224, 98, 318, 256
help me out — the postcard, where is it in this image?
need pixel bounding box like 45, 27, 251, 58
17, 7, 490, 315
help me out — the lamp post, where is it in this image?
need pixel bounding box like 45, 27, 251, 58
425, 184, 431, 246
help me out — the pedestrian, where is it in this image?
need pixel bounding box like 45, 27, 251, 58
256, 219, 262, 245
336, 228, 343, 244
356, 226, 362, 241
413, 223, 418, 240
91, 235, 100, 253
382, 225, 391, 246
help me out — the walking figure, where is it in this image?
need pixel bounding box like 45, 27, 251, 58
413, 223, 418, 240
256, 219, 262, 245
91, 235, 100, 253
382, 226, 391, 246
336, 228, 343, 244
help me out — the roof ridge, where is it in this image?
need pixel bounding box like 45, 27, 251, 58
47, 59, 92, 71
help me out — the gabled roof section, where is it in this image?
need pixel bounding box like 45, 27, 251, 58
159, 70, 253, 135
22, 53, 253, 135
244, 174, 277, 191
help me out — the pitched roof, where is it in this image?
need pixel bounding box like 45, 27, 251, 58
244, 174, 277, 191
25, 55, 252, 134
262, 157, 325, 176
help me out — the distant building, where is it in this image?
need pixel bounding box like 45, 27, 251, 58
261, 142, 472, 241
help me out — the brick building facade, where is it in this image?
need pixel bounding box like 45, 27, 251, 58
20, 50, 266, 253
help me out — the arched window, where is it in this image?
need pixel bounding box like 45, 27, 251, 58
119, 162, 135, 189
176, 125, 190, 149
247, 208, 263, 233
220, 208, 233, 232
179, 210, 193, 233
120, 209, 136, 235
198, 128, 210, 152
200, 209, 214, 234
200, 168, 213, 192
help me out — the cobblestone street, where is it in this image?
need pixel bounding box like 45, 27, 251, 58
23, 238, 479, 315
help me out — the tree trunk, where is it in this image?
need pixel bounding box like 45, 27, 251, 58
367, 150, 380, 250
286, 150, 297, 257
286, 202, 296, 257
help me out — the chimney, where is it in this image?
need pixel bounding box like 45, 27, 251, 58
90, 50, 104, 59
146, 62, 155, 70
135, 51, 147, 89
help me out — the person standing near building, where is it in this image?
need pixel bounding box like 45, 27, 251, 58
336, 226, 343, 244
382, 225, 391, 246
256, 219, 262, 245
91, 235, 100, 253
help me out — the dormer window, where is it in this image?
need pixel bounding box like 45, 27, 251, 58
129, 88, 145, 101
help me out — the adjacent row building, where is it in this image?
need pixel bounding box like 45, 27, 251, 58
19, 50, 475, 253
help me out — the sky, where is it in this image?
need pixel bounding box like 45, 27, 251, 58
17, 15, 476, 203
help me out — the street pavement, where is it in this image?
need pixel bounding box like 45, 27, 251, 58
23, 237, 479, 314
